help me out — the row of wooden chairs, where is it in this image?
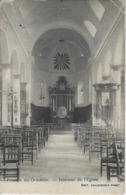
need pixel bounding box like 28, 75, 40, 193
74, 125, 124, 182
0, 125, 50, 181
101, 140, 124, 182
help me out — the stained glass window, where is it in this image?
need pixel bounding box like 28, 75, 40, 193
54, 53, 70, 70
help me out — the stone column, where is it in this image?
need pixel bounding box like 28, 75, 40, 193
13, 74, 20, 126
90, 57, 97, 126
110, 65, 122, 127
2, 65, 11, 126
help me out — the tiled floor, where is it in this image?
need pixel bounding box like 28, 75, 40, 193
20, 131, 107, 182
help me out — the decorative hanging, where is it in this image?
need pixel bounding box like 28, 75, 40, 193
54, 53, 70, 70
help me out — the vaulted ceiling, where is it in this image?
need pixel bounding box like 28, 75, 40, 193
0, 0, 124, 72
32, 28, 91, 73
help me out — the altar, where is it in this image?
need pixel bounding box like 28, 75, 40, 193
49, 76, 75, 123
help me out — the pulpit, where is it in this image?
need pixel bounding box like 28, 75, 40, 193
49, 76, 75, 123
93, 76, 120, 126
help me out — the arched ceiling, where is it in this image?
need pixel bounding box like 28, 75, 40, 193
16, 0, 124, 42
0, 0, 124, 72
32, 28, 91, 73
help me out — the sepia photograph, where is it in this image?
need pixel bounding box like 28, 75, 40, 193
0, 0, 125, 194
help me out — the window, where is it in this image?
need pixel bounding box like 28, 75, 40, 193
78, 81, 84, 104
39, 82, 46, 102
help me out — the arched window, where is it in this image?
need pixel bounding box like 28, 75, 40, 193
39, 81, 46, 102
78, 81, 84, 104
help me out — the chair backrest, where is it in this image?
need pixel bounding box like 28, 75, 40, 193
115, 142, 124, 180
22, 130, 34, 148
100, 135, 107, 158
1, 134, 22, 146
90, 130, 101, 148
3, 145, 20, 165
107, 142, 117, 164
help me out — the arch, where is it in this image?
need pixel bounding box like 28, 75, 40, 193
0, 29, 9, 64
32, 28, 92, 74
84, 20, 97, 38
20, 63, 26, 83
11, 49, 19, 75
31, 21, 94, 56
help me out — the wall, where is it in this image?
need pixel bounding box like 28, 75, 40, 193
92, 16, 124, 127
74, 104, 92, 123
74, 64, 91, 107
31, 62, 50, 107
31, 104, 51, 124
31, 60, 75, 107
0, 12, 31, 126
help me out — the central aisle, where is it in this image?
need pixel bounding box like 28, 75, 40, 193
20, 131, 103, 181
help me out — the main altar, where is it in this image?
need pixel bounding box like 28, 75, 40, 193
49, 76, 75, 123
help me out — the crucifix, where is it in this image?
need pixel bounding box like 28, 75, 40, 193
1, 85, 16, 126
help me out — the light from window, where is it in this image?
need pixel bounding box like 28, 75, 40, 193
78, 81, 84, 104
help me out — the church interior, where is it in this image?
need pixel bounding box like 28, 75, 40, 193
0, 0, 125, 185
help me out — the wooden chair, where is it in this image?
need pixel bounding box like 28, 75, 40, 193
83, 127, 91, 153
106, 141, 124, 181
1, 134, 22, 146
39, 128, 45, 150
0, 145, 20, 181
0, 131, 4, 160
115, 142, 124, 182
100, 135, 108, 176
21, 130, 34, 165
89, 129, 101, 161
74, 128, 77, 142
32, 129, 39, 159
43, 126, 49, 142
100, 129, 114, 176
77, 127, 84, 148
